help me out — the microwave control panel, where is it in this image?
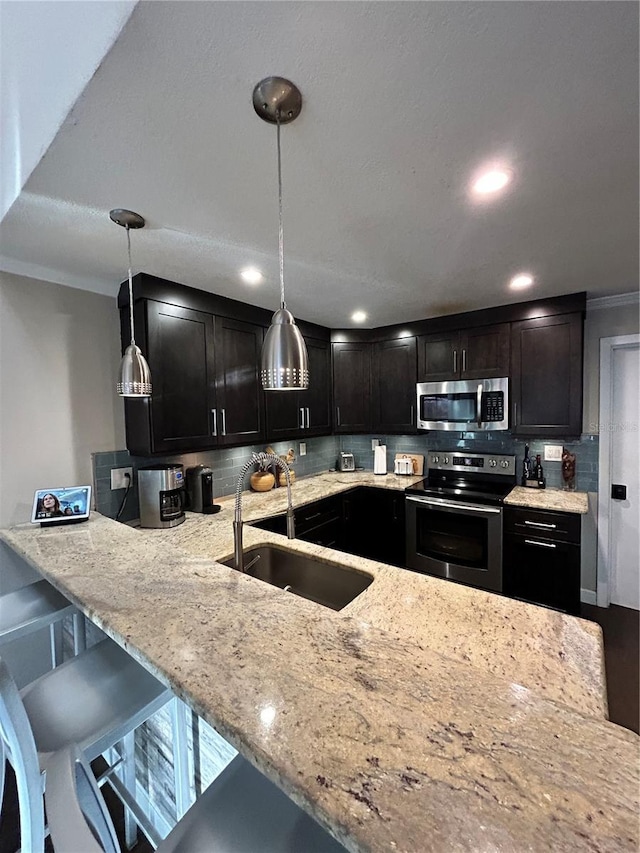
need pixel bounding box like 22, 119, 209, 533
481, 391, 504, 422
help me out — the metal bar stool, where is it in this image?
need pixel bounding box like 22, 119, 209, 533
46, 744, 347, 853
0, 639, 172, 853
0, 578, 86, 665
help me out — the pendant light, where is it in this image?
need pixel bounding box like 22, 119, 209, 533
110, 208, 152, 397
253, 77, 309, 391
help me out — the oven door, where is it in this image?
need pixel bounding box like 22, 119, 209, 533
405, 495, 503, 592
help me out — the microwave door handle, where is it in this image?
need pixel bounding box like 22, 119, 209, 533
476, 384, 483, 427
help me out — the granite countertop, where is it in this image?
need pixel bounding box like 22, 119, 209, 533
504, 486, 589, 514
2, 474, 637, 852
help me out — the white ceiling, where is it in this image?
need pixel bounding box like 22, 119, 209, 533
1, 1, 638, 327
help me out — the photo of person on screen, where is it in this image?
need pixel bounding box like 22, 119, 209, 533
37, 493, 65, 518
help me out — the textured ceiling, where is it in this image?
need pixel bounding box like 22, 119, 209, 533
1, 1, 638, 327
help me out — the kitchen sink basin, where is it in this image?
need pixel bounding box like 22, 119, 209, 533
222, 545, 373, 610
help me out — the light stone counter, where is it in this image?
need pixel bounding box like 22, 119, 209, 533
1, 512, 637, 853
504, 486, 589, 514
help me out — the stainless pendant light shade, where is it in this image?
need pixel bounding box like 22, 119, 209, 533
254, 77, 309, 391
110, 209, 152, 397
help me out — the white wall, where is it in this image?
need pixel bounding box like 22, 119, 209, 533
0, 272, 125, 528
583, 294, 640, 433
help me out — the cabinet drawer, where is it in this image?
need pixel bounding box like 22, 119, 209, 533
503, 533, 580, 615
504, 507, 580, 544
298, 517, 342, 548
295, 496, 342, 534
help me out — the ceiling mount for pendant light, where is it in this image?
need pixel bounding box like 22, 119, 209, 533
253, 77, 309, 391
110, 208, 152, 398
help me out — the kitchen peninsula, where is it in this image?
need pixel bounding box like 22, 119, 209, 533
2, 473, 638, 852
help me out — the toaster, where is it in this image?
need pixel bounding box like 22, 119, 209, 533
337, 452, 355, 472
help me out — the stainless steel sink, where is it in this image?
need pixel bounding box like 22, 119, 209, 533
222, 545, 373, 610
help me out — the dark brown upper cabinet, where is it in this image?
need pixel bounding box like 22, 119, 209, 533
372, 337, 417, 433
213, 316, 265, 446
265, 338, 331, 440
510, 313, 583, 436
122, 301, 265, 455
332, 342, 371, 433
417, 324, 510, 382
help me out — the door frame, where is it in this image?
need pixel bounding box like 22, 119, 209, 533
596, 333, 640, 607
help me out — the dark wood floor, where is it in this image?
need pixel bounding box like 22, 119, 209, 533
581, 602, 640, 734
2, 604, 638, 850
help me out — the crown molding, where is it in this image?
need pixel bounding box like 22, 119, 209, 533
587, 291, 639, 311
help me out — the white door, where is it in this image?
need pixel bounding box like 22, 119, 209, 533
609, 343, 639, 609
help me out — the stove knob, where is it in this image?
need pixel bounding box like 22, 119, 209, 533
443, 456, 450, 464
432, 456, 439, 464
500, 459, 510, 469
488, 458, 497, 468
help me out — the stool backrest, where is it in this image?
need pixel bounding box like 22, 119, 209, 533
45, 745, 120, 853
0, 655, 45, 853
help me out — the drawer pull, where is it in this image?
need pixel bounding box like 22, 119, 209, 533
303, 512, 322, 522
524, 520, 557, 529
524, 539, 557, 549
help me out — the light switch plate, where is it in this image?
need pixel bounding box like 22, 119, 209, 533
371, 439, 380, 449
544, 445, 563, 462
299, 442, 307, 457
111, 467, 133, 490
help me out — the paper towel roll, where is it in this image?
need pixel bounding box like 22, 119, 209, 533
374, 445, 387, 475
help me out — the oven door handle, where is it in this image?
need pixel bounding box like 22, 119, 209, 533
406, 496, 501, 514
476, 383, 483, 427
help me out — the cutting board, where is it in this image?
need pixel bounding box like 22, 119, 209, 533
394, 453, 424, 475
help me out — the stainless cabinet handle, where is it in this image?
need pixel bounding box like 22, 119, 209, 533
462, 349, 467, 372
410, 403, 414, 425
306, 407, 310, 429
524, 520, 557, 529
211, 408, 217, 437
300, 407, 305, 429
336, 407, 341, 426
221, 408, 226, 436
453, 350, 458, 374
524, 539, 557, 549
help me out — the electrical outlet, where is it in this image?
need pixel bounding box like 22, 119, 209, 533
299, 442, 307, 457
371, 439, 380, 449
111, 467, 133, 490
544, 445, 563, 462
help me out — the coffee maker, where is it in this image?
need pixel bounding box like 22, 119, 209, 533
186, 465, 220, 514
138, 464, 186, 529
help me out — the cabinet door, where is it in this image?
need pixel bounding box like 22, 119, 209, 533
372, 337, 417, 433
214, 317, 265, 446
511, 313, 583, 436
332, 343, 372, 433
301, 339, 331, 435
341, 488, 405, 567
265, 390, 303, 441
417, 332, 460, 381
459, 323, 510, 379
503, 534, 580, 615
144, 302, 217, 454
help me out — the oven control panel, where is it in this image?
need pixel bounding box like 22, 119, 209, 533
427, 451, 515, 476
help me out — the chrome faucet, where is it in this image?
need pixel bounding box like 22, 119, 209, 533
233, 452, 295, 572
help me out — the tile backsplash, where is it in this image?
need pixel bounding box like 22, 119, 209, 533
92, 435, 340, 521
93, 432, 598, 521
340, 432, 599, 493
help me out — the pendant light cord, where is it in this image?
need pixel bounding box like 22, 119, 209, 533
126, 225, 136, 346
276, 111, 286, 310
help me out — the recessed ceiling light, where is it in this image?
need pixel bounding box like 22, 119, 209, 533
471, 168, 512, 197
509, 273, 535, 290
351, 311, 367, 323
240, 267, 263, 285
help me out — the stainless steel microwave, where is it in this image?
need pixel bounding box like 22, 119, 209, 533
416, 377, 509, 431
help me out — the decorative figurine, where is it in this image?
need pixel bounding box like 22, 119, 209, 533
562, 447, 577, 491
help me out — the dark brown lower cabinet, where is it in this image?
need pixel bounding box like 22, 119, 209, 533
502, 507, 581, 615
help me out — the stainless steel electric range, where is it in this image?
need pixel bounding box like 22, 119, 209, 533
405, 451, 516, 593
